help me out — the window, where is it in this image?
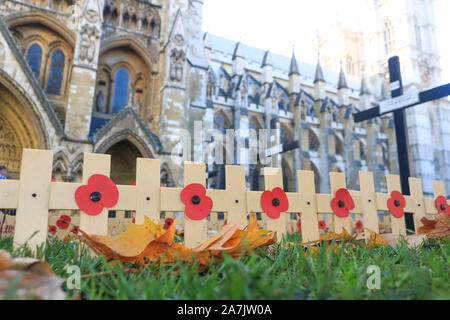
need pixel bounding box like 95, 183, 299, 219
46, 49, 65, 95
26, 43, 42, 80
112, 68, 130, 114
383, 19, 394, 55
414, 16, 422, 51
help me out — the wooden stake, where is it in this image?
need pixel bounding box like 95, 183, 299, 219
13, 149, 53, 250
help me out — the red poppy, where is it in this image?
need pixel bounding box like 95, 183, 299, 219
163, 218, 174, 230
435, 196, 450, 215
180, 183, 213, 220
356, 220, 363, 230
260, 187, 289, 219
132, 218, 136, 224
71, 225, 79, 235
56, 214, 71, 229
48, 225, 57, 235
297, 219, 301, 231
331, 188, 355, 218
75, 174, 119, 216
387, 190, 406, 218
318, 220, 327, 230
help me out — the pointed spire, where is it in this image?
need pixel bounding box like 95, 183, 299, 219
314, 57, 325, 84
232, 41, 244, 60
380, 77, 389, 100
261, 50, 273, 67
203, 32, 211, 49
337, 62, 348, 89
289, 51, 300, 76
359, 68, 371, 96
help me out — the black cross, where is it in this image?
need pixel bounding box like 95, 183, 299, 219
354, 56, 450, 232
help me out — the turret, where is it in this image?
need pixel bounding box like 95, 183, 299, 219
203, 32, 211, 62
313, 58, 326, 100
359, 69, 372, 109
261, 50, 273, 85
288, 51, 300, 94
337, 63, 349, 106
232, 41, 245, 76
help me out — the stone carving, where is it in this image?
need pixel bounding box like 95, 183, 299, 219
169, 48, 185, 83
96, 90, 106, 113
78, 24, 99, 63
0, 117, 21, 172
206, 70, 215, 99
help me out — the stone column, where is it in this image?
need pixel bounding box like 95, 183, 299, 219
64, 0, 103, 140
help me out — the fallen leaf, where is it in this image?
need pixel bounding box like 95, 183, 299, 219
81, 213, 275, 269
80, 216, 165, 258
0, 250, 65, 300
366, 229, 388, 247
418, 212, 450, 239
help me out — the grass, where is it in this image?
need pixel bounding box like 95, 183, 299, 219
0, 235, 449, 300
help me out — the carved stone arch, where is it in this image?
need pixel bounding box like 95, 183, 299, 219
281, 158, 294, 192
334, 133, 344, 156
70, 153, 84, 181
160, 163, 175, 187
103, 0, 120, 25
100, 35, 157, 65
280, 122, 293, 143
0, 72, 50, 175
53, 149, 70, 174
94, 129, 156, 159
5, 11, 76, 49
249, 115, 263, 129
308, 128, 320, 151
309, 158, 321, 192
23, 34, 49, 53
0, 70, 50, 150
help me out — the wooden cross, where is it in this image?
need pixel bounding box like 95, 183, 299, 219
354, 56, 450, 231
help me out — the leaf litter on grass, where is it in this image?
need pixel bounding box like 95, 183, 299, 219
80, 212, 275, 269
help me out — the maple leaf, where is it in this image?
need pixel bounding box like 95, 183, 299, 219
0, 250, 65, 300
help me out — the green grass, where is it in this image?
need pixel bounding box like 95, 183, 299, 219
0, 235, 449, 300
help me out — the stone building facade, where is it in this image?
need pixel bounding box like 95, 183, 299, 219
0, 0, 448, 197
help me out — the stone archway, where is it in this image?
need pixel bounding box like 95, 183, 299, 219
104, 139, 143, 185
0, 81, 46, 178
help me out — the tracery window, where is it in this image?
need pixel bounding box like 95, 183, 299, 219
46, 49, 65, 95
414, 16, 422, 51
383, 19, 394, 55
112, 68, 130, 114
26, 43, 42, 80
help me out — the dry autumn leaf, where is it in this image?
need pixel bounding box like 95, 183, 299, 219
0, 250, 65, 300
81, 212, 275, 268
417, 212, 450, 239
366, 229, 388, 247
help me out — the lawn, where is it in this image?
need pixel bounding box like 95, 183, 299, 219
0, 235, 449, 300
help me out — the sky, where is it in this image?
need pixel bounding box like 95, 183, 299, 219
202, 0, 450, 84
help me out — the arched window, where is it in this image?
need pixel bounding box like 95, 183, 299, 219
46, 49, 65, 95
26, 43, 42, 80
214, 113, 230, 134
414, 16, 422, 51
112, 68, 130, 114
346, 54, 354, 75
383, 19, 394, 55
